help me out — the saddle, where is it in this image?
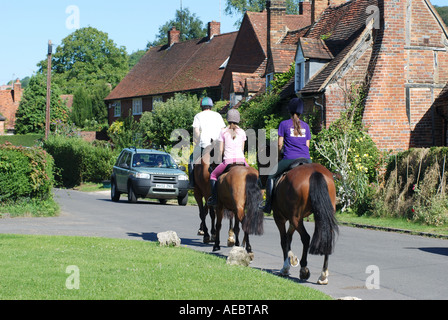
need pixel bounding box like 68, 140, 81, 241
273, 158, 310, 190
222, 162, 246, 174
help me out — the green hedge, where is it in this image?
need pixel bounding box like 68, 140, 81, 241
42, 135, 117, 188
0, 143, 54, 202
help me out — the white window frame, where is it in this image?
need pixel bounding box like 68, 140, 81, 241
113, 101, 121, 117
132, 98, 143, 115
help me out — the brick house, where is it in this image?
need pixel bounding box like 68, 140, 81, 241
0, 79, 23, 134
223, 0, 314, 107
104, 22, 237, 125
280, 0, 448, 151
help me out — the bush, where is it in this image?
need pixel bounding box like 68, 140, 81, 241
42, 135, 117, 188
378, 148, 448, 226
0, 143, 54, 202
140, 93, 202, 149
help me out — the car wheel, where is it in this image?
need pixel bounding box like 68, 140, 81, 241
127, 183, 138, 203
111, 180, 121, 202
178, 193, 188, 206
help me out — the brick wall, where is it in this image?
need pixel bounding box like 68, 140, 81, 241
363, 0, 410, 151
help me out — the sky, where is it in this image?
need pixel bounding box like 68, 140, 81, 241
0, 0, 239, 85
0, 0, 446, 86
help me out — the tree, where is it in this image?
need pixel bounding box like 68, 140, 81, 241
71, 87, 92, 127
225, 0, 304, 26
139, 93, 202, 148
37, 27, 129, 94
435, 6, 448, 26
147, 8, 207, 48
15, 74, 69, 135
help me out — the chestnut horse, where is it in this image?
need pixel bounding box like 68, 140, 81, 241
273, 163, 338, 285
193, 144, 216, 243
213, 165, 264, 256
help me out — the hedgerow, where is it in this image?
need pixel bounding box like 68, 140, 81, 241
0, 143, 54, 202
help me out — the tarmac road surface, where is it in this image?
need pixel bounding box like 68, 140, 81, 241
0, 189, 447, 300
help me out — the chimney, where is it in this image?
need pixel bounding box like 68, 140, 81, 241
312, 0, 347, 23
208, 21, 221, 40
168, 26, 181, 46
267, 0, 287, 46
12, 79, 22, 103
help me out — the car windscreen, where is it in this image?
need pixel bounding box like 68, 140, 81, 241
132, 153, 177, 169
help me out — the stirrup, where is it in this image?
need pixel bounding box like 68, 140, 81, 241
207, 196, 217, 207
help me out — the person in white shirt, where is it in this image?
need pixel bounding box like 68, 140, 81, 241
188, 97, 226, 188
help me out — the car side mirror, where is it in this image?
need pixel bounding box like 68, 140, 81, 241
120, 163, 129, 169
179, 165, 186, 172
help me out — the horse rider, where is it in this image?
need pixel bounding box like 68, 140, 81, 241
207, 109, 249, 207
188, 97, 226, 189
260, 97, 312, 213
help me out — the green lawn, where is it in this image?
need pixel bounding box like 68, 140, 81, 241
0, 234, 331, 300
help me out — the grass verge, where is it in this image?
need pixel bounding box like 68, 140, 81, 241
0, 234, 331, 300
0, 197, 59, 218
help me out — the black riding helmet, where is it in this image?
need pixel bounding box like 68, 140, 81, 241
288, 97, 304, 115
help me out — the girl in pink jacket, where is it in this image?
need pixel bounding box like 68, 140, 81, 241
207, 109, 248, 206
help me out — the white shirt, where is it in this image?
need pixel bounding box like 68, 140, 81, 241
193, 110, 226, 148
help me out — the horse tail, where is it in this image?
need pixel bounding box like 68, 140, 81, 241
309, 171, 338, 256
242, 172, 264, 235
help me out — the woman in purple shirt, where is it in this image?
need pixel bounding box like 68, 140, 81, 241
260, 97, 312, 213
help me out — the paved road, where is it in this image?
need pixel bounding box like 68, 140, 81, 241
1, 189, 448, 300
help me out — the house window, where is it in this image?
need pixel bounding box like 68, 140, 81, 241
152, 96, 163, 108
266, 73, 274, 92
113, 101, 121, 117
295, 62, 305, 92
133, 98, 143, 115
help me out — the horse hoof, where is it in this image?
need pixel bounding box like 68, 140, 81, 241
300, 267, 311, 281
288, 251, 299, 268
203, 236, 211, 244
227, 239, 235, 247
317, 271, 329, 285
213, 246, 220, 252
248, 252, 254, 261
279, 268, 290, 277
197, 230, 204, 236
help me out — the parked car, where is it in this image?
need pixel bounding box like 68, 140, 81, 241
111, 148, 189, 206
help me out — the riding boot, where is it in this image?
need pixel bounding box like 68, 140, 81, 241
207, 180, 218, 207
260, 178, 274, 213
188, 164, 195, 189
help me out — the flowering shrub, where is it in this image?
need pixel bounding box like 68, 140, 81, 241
0, 143, 54, 202
311, 84, 383, 214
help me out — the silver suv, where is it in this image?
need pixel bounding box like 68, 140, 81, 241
111, 148, 189, 205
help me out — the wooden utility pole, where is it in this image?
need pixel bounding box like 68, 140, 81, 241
45, 40, 52, 139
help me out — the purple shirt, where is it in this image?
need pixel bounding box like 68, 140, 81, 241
278, 119, 311, 160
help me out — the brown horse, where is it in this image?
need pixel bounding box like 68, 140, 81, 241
193, 145, 216, 243
273, 163, 338, 285
213, 165, 264, 256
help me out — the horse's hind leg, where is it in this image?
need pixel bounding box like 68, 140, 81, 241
227, 216, 235, 247
213, 205, 223, 252
297, 220, 311, 281
317, 255, 330, 285
274, 216, 294, 276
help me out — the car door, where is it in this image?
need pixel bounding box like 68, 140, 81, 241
115, 151, 130, 192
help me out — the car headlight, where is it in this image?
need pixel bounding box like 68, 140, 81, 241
178, 174, 188, 181
134, 173, 151, 179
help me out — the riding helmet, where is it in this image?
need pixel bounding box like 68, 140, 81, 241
288, 97, 304, 115
201, 97, 214, 109
227, 109, 241, 124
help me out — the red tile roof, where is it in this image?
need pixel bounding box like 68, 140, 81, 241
105, 32, 238, 101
